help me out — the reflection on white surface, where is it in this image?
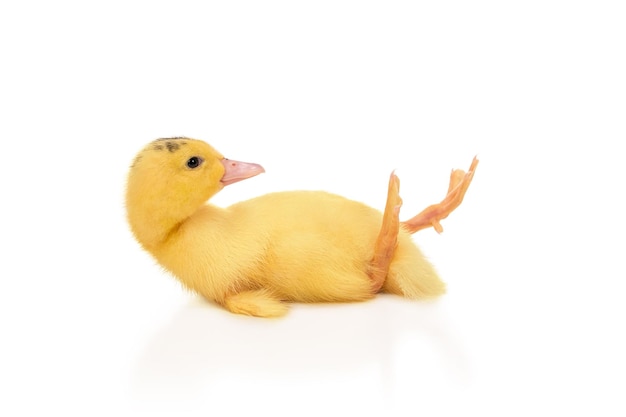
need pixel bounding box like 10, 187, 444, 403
130, 295, 469, 415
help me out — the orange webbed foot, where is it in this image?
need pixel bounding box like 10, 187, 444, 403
369, 171, 402, 293
402, 156, 479, 234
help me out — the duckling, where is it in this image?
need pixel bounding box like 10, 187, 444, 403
126, 137, 478, 317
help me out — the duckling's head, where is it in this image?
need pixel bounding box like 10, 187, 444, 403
126, 137, 264, 248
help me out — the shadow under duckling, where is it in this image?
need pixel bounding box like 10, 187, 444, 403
126, 137, 478, 317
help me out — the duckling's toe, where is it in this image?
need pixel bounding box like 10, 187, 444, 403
401, 156, 479, 234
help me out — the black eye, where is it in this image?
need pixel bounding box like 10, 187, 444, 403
186, 156, 203, 169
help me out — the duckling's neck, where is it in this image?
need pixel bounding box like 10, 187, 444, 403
127, 211, 175, 253
126, 197, 220, 253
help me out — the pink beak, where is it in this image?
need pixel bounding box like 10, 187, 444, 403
220, 158, 265, 186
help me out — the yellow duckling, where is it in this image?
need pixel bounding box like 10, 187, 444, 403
126, 137, 478, 317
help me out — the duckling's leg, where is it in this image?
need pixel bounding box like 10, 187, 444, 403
402, 156, 478, 234
369, 172, 402, 293
222, 289, 288, 318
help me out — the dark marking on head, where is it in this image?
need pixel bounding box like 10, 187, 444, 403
152, 137, 189, 153
165, 141, 179, 152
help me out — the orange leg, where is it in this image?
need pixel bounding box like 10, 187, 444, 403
369, 171, 402, 293
402, 156, 479, 234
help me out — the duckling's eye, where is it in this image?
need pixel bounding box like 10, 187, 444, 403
186, 156, 203, 169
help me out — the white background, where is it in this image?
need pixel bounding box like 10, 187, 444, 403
1, 1, 625, 416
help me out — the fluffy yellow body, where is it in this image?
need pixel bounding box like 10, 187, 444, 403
125, 138, 472, 317
158, 192, 443, 316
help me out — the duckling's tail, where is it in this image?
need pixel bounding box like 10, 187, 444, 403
401, 156, 478, 234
